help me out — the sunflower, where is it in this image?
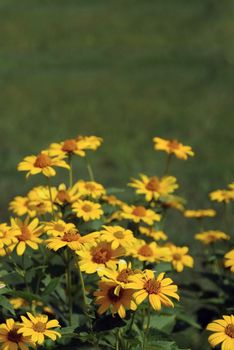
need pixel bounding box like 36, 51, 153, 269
168, 245, 194, 272
127, 269, 179, 311
224, 250, 234, 272
74, 180, 106, 199
0, 318, 33, 350
18, 313, 61, 345
184, 209, 216, 218
209, 189, 234, 203
99, 225, 135, 249
49, 138, 86, 157
130, 239, 171, 263
46, 225, 99, 251
54, 183, 80, 206
72, 200, 103, 221
139, 226, 168, 241
94, 281, 136, 318
76, 241, 125, 274
10, 218, 43, 256
153, 137, 194, 160
129, 174, 178, 201
195, 231, 230, 245
9, 196, 36, 218
17, 150, 70, 178
121, 205, 161, 225
206, 315, 234, 350
76, 135, 103, 151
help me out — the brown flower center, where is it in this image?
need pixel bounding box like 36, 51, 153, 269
18, 225, 31, 241
57, 190, 71, 203
144, 279, 161, 294
7, 329, 22, 343
173, 253, 182, 261
117, 268, 134, 283
34, 153, 52, 168
33, 321, 46, 332
82, 204, 92, 212
114, 231, 124, 239
85, 183, 96, 191
62, 139, 77, 152
92, 247, 112, 264
225, 324, 234, 338
138, 244, 153, 257
146, 177, 160, 191
168, 139, 179, 150
132, 206, 147, 217
62, 230, 80, 242
107, 286, 124, 302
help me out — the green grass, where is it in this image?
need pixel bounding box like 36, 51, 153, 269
1, 0, 234, 218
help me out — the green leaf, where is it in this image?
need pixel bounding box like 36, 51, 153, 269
150, 314, 176, 334
0, 295, 15, 315
145, 328, 189, 350
42, 277, 61, 297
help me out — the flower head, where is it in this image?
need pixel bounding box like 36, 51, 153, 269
121, 205, 160, 225
49, 138, 86, 157
224, 249, 234, 273
0, 318, 33, 350
168, 245, 194, 272
98, 260, 136, 287
195, 231, 230, 245
153, 137, 194, 160
210, 189, 234, 203
206, 315, 234, 350
74, 180, 106, 199
139, 226, 168, 241
99, 225, 135, 249
184, 209, 216, 219
72, 200, 103, 221
130, 239, 171, 263
76, 135, 103, 151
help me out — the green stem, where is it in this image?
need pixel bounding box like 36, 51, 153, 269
223, 202, 229, 233
77, 262, 88, 308
142, 305, 151, 350
163, 153, 172, 175
85, 155, 95, 181
65, 250, 73, 326
47, 177, 55, 219
128, 311, 135, 332
68, 155, 73, 187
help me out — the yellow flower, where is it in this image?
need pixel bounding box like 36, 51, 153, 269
74, 180, 106, 199
224, 250, 234, 272
184, 209, 216, 218
76, 241, 125, 274
94, 281, 136, 318
55, 183, 80, 206
43, 219, 70, 236
228, 182, 234, 190
195, 231, 230, 245
210, 189, 234, 203
98, 260, 136, 288
168, 245, 194, 272
206, 315, 234, 350
130, 239, 171, 263
121, 205, 161, 225
139, 226, 168, 241
27, 186, 57, 216
18, 312, 61, 345
0, 223, 18, 253
0, 318, 33, 350
17, 150, 69, 178
72, 200, 103, 221
76, 135, 103, 151
127, 269, 179, 310
10, 297, 29, 310
129, 174, 178, 201
10, 218, 43, 256
46, 225, 99, 251
9, 196, 36, 218
102, 195, 125, 207
99, 225, 135, 249
153, 137, 194, 160
159, 194, 185, 212
49, 138, 86, 157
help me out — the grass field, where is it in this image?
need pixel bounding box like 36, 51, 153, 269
1, 0, 234, 222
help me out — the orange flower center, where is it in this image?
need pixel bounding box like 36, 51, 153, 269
82, 204, 92, 212
146, 177, 160, 191
34, 153, 52, 168
117, 268, 134, 283
114, 231, 124, 239
132, 206, 147, 217
85, 183, 96, 191
92, 247, 112, 264
107, 286, 124, 302
57, 190, 71, 203
33, 321, 46, 332
168, 139, 179, 150
225, 324, 234, 338
62, 230, 81, 242
138, 244, 153, 257
173, 253, 182, 261
19, 225, 31, 241
62, 139, 77, 152
7, 329, 22, 343
144, 279, 161, 294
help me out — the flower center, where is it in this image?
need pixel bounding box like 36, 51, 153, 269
114, 231, 124, 239
33, 321, 46, 332
144, 279, 161, 294
92, 248, 112, 264
18, 225, 31, 241
132, 206, 147, 217
138, 244, 153, 257
168, 139, 179, 150
62, 139, 77, 152
7, 329, 22, 343
173, 253, 182, 261
85, 183, 96, 191
62, 230, 81, 242
34, 153, 52, 168
146, 177, 160, 191
107, 286, 124, 302
225, 324, 234, 338
82, 204, 92, 212
117, 268, 134, 283
57, 190, 71, 203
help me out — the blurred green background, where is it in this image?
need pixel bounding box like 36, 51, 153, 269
1, 0, 234, 218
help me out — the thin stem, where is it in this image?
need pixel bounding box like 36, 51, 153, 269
68, 155, 73, 187
128, 312, 136, 332
142, 305, 151, 350
77, 261, 88, 308
47, 177, 55, 219
85, 155, 95, 181
64, 250, 73, 326
223, 202, 229, 233
163, 153, 172, 175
